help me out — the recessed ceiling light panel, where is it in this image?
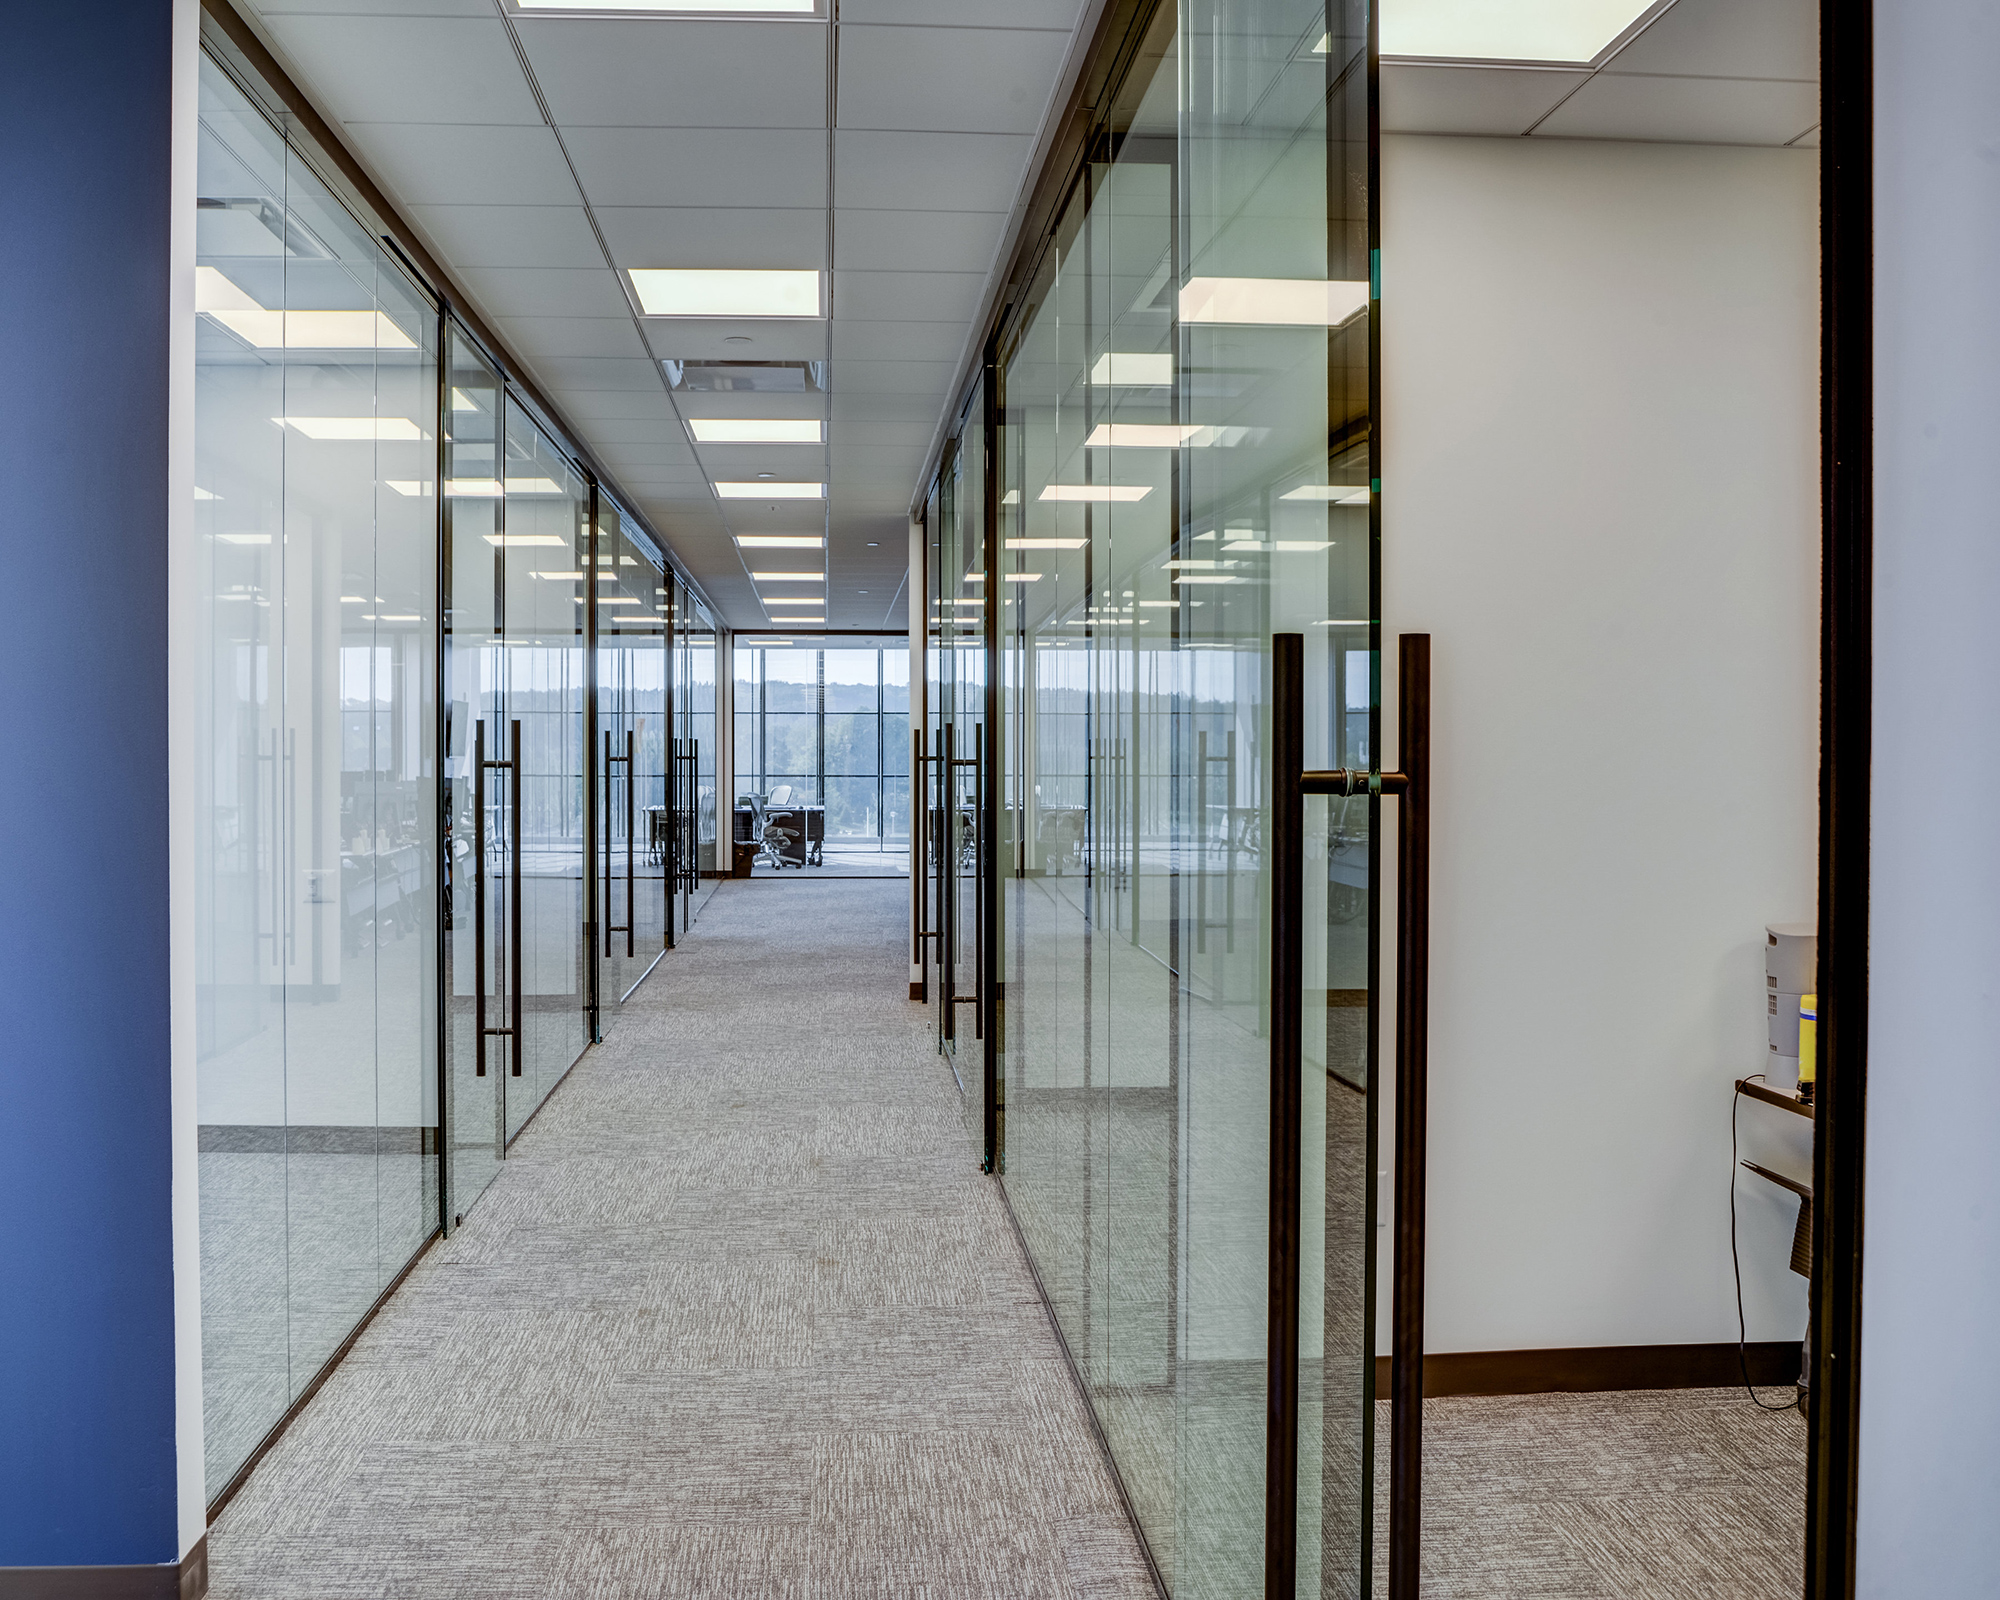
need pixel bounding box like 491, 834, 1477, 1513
1382, 0, 1657, 64
630, 269, 821, 319
716, 481, 822, 499
689, 419, 824, 443
735, 535, 825, 548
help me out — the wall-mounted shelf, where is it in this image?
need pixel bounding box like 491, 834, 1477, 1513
1735, 1077, 1814, 1120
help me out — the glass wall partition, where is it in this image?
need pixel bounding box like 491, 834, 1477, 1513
443, 342, 591, 1216
678, 585, 721, 919
987, 0, 1374, 1592
597, 494, 668, 1003
926, 405, 991, 1154
193, 49, 440, 1500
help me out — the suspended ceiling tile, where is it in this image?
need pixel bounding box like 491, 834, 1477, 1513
831, 416, 938, 446
341, 123, 578, 207
496, 316, 649, 362
593, 440, 703, 468
833, 129, 1031, 213
515, 18, 827, 129
550, 389, 676, 420
573, 417, 685, 444
830, 320, 968, 363
454, 266, 631, 320
833, 208, 1007, 273
828, 393, 945, 423
595, 207, 828, 271
839, 0, 1084, 25
833, 269, 986, 322
827, 361, 955, 395
1380, 64, 1586, 136
689, 442, 827, 476
837, 25, 1070, 137
535, 357, 666, 392
564, 127, 829, 209
677, 391, 827, 422
1608, 0, 1819, 81
644, 321, 829, 361
407, 205, 604, 269
258, 14, 543, 125
1533, 73, 1822, 145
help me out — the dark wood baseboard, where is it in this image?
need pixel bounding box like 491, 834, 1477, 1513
0, 1536, 206, 1599
1374, 1341, 1803, 1399
909, 980, 926, 1001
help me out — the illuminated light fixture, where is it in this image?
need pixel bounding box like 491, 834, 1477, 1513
1311, 32, 1331, 53
386, 480, 434, 497
199, 269, 415, 350
377, 614, 422, 622
1037, 485, 1151, 503
751, 572, 825, 583
1223, 539, 1335, 553
483, 534, 568, 548
195, 486, 220, 501
1165, 559, 1233, 570
1178, 277, 1369, 328
342, 595, 366, 603
629, 269, 821, 319
1083, 423, 1202, 448
948, 598, 984, 606
216, 533, 271, 545
1382, 0, 1656, 63
532, 570, 587, 580
277, 416, 429, 441
1004, 572, 1043, 583
1314, 618, 1373, 626
1001, 489, 1020, 505
1173, 574, 1243, 585
451, 388, 488, 413
1192, 529, 1218, 542
1280, 484, 1371, 504
1007, 537, 1087, 550
597, 596, 642, 606
520, 0, 814, 12
1136, 600, 1179, 608
689, 419, 824, 443
1089, 352, 1175, 386
716, 481, 822, 499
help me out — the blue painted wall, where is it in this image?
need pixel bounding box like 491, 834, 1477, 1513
0, 1, 181, 1568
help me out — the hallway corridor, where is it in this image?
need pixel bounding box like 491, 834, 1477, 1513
206, 880, 1153, 1600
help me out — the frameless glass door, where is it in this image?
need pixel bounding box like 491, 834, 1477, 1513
598, 495, 667, 1005
444, 339, 589, 1222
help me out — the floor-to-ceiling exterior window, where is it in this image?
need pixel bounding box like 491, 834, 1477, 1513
193, 49, 441, 1502
731, 643, 912, 856
970, 0, 1376, 1592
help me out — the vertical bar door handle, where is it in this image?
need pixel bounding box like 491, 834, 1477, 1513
510, 719, 524, 1078
1265, 634, 1305, 1599
1388, 634, 1432, 1600
474, 719, 488, 1079
625, 728, 636, 958
602, 729, 613, 959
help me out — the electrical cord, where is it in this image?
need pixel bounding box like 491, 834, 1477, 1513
1730, 1073, 1805, 1412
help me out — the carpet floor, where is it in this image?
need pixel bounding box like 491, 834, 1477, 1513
205, 878, 1153, 1600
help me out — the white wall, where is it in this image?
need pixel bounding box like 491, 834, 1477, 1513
1856, 3, 2000, 1590
1381, 133, 1821, 1352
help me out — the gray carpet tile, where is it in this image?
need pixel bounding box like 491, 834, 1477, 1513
207, 879, 1154, 1600
1372, 1388, 1807, 1599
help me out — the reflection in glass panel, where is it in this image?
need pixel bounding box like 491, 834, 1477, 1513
992, 0, 1371, 1591
194, 49, 439, 1501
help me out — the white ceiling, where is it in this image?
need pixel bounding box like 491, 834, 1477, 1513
237, 0, 1094, 631
1383, 0, 1820, 147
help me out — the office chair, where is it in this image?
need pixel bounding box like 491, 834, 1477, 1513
749, 792, 801, 870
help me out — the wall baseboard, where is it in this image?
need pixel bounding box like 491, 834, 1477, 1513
0, 1536, 207, 1599
1372, 1341, 1803, 1399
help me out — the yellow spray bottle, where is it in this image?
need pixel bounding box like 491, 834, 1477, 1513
1797, 994, 1817, 1105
